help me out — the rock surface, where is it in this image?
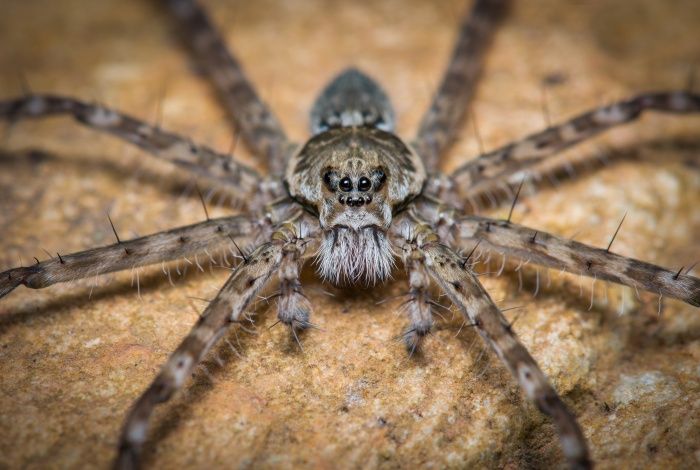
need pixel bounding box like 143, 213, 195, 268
1, 0, 699, 468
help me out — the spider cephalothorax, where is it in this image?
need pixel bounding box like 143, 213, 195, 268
285, 70, 426, 284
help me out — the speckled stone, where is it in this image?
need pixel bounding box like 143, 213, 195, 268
1, 1, 699, 469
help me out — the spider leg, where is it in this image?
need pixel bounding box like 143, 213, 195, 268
413, 0, 509, 167
398, 242, 434, 353
448, 91, 700, 201
163, 0, 293, 174
454, 215, 700, 307
0, 215, 256, 299
396, 223, 591, 469
0, 95, 262, 191
115, 226, 312, 470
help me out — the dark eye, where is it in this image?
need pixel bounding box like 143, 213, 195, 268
323, 170, 338, 191
373, 169, 387, 189
357, 176, 372, 192
339, 177, 353, 192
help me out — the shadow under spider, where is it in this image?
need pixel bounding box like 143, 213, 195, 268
0, 148, 243, 211
141, 318, 261, 466
463, 137, 700, 214
497, 261, 700, 347
0, 256, 232, 329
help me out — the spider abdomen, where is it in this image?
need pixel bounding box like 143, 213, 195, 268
310, 68, 395, 134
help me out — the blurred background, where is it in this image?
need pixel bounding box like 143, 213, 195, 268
1, 0, 699, 468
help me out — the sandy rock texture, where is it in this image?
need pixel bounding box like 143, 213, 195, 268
1, 0, 699, 468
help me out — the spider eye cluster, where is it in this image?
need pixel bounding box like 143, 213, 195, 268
357, 176, 372, 191
322, 169, 386, 206
339, 177, 353, 192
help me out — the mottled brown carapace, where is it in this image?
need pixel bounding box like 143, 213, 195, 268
1, 0, 699, 469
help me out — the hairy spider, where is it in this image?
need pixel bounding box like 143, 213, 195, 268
1, 0, 699, 468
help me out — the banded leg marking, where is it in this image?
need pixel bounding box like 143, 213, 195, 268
413, 0, 509, 167
0, 94, 262, 190
455, 216, 700, 307
164, 0, 292, 174
399, 241, 435, 353
115, 232, 310, 469
409, 230, 591, 469
0, 216, 256, 299
450, 91, 700, 196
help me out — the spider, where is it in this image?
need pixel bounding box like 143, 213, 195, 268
1, 0, 699, 468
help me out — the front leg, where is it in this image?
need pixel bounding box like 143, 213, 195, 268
115, 225, 312, 469
397, 224, 591, 469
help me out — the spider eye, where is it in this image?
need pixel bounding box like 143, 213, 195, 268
357, 176, 372, 192
373, 169, 387, 189
323, 171, 337, 191
339, 177, 353, 192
